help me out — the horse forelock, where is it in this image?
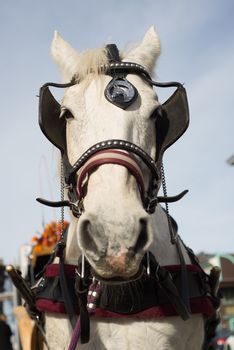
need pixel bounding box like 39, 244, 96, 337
71, 47, 109, 82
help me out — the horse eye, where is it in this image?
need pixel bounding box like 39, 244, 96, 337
60, 108, 74, 120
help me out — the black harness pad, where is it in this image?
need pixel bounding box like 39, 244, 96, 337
39, 84, 66, 153
155, 85, 189, 161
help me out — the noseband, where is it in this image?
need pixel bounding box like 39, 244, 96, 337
76, 148, 145, 201
37, 135, 188, 216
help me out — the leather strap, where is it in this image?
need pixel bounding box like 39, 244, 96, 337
59, 255, 77, 328
155, 262, 190, 320
56, 232, 77, 329
75, 257, 91, 343
67, 139, 159, 185
77, 149, 145, 200
35, 261, 212, 317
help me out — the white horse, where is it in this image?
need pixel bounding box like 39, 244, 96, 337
37, 27, 216, 350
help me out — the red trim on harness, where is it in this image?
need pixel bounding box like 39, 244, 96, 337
44, 262, 203, 278
36, 298, 68, 314
76, 149, 145, 200
36, 296, 214, 318
163, 264, 202, 273
44, 263, 76, 278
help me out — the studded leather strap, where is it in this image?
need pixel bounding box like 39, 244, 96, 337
66, 139, 159, 184
76, 149, 145, 200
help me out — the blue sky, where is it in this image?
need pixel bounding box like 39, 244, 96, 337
1, 0, 234, 263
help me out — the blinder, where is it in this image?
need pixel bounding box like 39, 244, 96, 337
154, 84, 189, 162
39, 81, 74, 154
39, 85, 66, 152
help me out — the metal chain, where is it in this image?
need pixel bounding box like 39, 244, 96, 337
60, 158, 65, 238
160, 163, 178, 244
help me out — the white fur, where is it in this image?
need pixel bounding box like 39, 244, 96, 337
45, 27, 204, 349
45, 314, 204, 350
121, 26, 161, 73
51, 31, 108, 82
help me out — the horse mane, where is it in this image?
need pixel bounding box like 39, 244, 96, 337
71, 45, 152, 83
73, 44, 142, 81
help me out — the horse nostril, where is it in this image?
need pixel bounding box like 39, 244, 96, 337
133, 219, 148, 254
78, 217, 108, 261
79, 220, 99, 259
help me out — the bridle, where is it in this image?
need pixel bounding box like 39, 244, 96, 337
37, 46, 190, 219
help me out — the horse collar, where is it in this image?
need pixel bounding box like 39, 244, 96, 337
34, 253, 218, 343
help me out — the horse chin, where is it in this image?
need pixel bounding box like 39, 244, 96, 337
90, 259, 144, 283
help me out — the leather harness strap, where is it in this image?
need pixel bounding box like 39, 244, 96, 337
76, 149, 145, 201
35, 257, 215, 319
55, 230, 78, 329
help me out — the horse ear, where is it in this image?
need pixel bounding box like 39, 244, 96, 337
51, 31, 80, 81
123, 26, 161, 73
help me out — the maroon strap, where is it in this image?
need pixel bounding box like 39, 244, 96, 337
36, 296, 214, 318
36, 298, 69, 314
44, 262, 203, 278
44, 263, 76, 278
76, 149, 145, 200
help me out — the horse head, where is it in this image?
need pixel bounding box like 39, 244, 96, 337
38, 27, 189, 280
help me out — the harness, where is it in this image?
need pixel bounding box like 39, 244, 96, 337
29, 225, 220, 349
7, 44, 221, 349
35, 257, 215, 319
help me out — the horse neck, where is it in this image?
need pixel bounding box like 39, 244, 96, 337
150, 205, 191, 266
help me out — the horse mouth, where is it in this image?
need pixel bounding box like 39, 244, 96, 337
91, 263, 144, 285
